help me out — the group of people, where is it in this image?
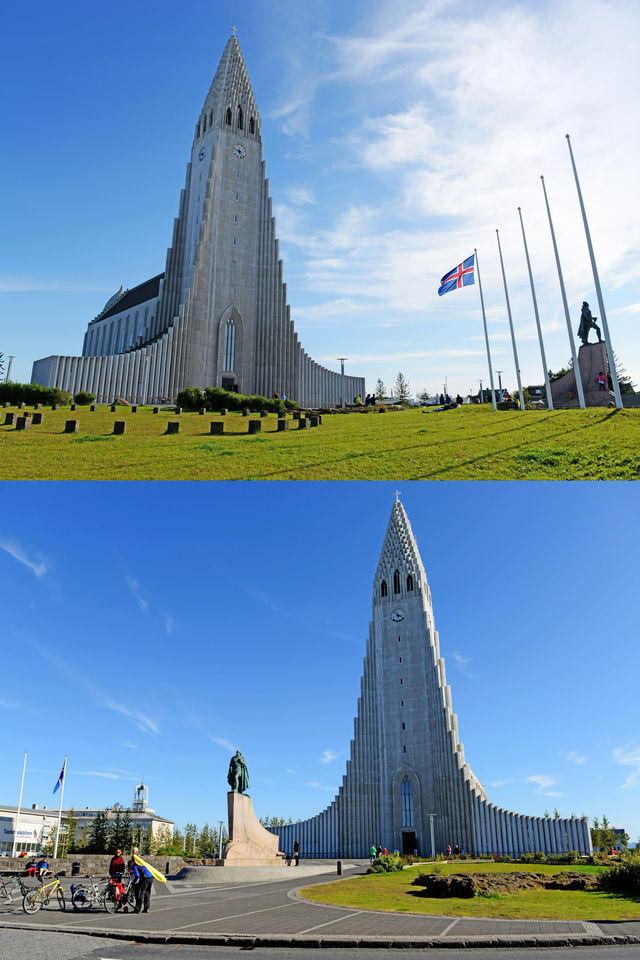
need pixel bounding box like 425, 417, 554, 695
445, 844, 465, 857
25, 856, 49, 878
284, 840, 301, 866
108, 847, 155, 913
360, 394, 378, 406
369, 843, 389, 863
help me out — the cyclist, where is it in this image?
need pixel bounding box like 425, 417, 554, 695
108, 848, 126, 904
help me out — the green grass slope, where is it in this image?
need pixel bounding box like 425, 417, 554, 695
1, 404, 638, 480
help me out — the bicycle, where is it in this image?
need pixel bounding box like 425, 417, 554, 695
103, 873, 136, 913
70, 876, 110, 911
0, 875, 32, 906
22, 874, 66, 914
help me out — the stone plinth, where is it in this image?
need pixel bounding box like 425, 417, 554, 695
32, 412, 43, 425
113, 421, 126, 435
248, 419, 261, 434
64, 420, 79, 433
210, 422, 224, 435
550, 342, 614, 408
277, 419, 288, 431
222, 792, 284, 866
166, 422, 180, 434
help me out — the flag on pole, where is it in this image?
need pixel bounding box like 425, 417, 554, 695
438, 254, 475, 296
53, 760, 66, 794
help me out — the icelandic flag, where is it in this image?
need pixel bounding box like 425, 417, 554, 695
53, 760, 66, 794
438, 254, 475, 296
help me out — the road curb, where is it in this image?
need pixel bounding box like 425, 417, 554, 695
1, 922, 639, 949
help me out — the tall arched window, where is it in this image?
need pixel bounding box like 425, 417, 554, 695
401, 776, 414, 826
380, 580, 387, 598
209, 109, 213, 126
196, 121, 201, 138
202, 114, 206, 133
407, 573, 414, 592
237, 105, 243, 129
393, 569, 401, 594
249, 116, 255, 134
225, 107, 232, 125
224, 317, 236, 371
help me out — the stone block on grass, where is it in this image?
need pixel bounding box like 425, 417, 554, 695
70, 403, 77, 411
4, 412, 15, 425
220, 408, 228, 416
298, 418, 309, 429
18, 402, 25, 409
34, 403, 41, 410
131, 405, 138, 413
3, 402, 10, 408
242, 408, 250, 417
113, 421, 126, 435
248, 419, 262, 434
153, 407, 159, 414
64, 420, 79, 433
32, 412, 43, 425
260, 410, 268, 418
293, 411, 301, 420
175, 407, 182, 415
309, 416, 319, 427
277, 418, 289, 431
210, 421, 224, 435
51, 403, 59, 410
90, 404, 97, 412
16, 416, 32, 430
198, 407, 206, 415
110, 404, 117, 412
166, 422, 180, 434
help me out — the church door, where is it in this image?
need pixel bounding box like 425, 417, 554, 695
222, 376, 238, 393
402, 831, 417, 856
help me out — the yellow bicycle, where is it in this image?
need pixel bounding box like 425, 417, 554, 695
22, 874, 66, 913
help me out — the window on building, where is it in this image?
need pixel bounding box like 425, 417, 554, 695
225, 107, 232, 125
400, 678, 403, 685
232, 260, 237, 271
202, 114, 206, 133
233, 238, 237, 246
393, 570, 401, 593
196, 122, 201, 138
407, 573, 414, 591
234, 215, 238, 223
402, 722, 406, 730
401, 700, 404, 707
399, 657, 402, 662
401, 775, 414, 826
224, 316, 236, 371
237, 105, 243, 129
209, 109, 213, 126
249, 116, 255, 134
380, 580, 387, 598
236, 171, 240, 179
403, 745, 407, 753
235, 193, 240, 201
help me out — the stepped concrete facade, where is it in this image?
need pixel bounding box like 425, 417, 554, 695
272, 499, 593, 859
31, 35, 364, 407
550, 342, 614, 408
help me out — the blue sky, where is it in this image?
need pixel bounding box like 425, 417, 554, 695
2, 482, 639, 842
2, 0, 639, 397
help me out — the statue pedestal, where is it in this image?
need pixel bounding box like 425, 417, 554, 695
550, 341, 613, 408
221, 792, 285, 866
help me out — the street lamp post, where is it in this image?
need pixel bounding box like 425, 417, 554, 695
479, 379, 483, 404
337, 358, 347, 409
496, 371, 504, 401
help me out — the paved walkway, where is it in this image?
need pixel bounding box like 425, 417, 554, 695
1, 864, 638, 949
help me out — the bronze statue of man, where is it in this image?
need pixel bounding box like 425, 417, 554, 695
227, 750, 249, 793
577, 301, 602, 346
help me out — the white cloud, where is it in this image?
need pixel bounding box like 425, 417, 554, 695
165, 615, 174, 634
612, 742, 640, 789
490, 778, 514, 788
126, 578, 148, 613
320, 750, 337, 764
304, 781, 335, 791
0, 540, 47, 578
526, 774, 562, 797
564, 750, 588, 766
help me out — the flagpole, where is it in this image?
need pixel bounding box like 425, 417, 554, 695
473, 248, 496, 410
565, 134, 623, 409
518, 207, 553, 410
53, 756, 67, 860
11, 751, 27, 858
495, 230, 525, 411
540, 175, 585, 409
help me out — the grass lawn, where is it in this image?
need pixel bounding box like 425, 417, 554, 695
300, 862, 640, 921
1, 403, 639, 480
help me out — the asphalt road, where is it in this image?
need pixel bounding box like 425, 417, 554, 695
2, 930, 640, 960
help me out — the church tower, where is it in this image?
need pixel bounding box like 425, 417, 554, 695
31, 34, 364, 406
272, 498, 592, 858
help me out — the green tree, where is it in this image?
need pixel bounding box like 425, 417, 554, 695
374, 378, 386, 400
109, 810, 124, 850
184, 822, 198, 856
62, 808, 78, 855
121, 809, 134, 852
416, 389, 431, 404
394, 372, 411, 403
87, 811, 110, 853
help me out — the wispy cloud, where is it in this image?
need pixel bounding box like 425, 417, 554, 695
320, 750, 337, 764
75, 769, 139, 781
119, 741, 137, 750
564, 750, 588, 766
526, 774, 562, 797
32, 642, 159, 735
450, 651, 475, 679
126, 578, 148, 613
165, 615, 174, 634
0, 540, 48, 578
248, 589, 293, 620
304, 781, 335, 791
612, 742, 640, 789
189, 718, 235, 753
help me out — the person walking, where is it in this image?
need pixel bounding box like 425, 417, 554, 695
596, 371, 606, 391
129, 847, 153, 913
293, 840, 300, 866
369, 843, 377, 865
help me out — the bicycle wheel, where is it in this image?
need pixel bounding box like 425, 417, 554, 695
102, 887, 118, 913
56, 887, 66, 910
23, 889, 42, 914
71, 887, 93, 911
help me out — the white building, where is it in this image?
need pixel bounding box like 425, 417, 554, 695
0, 784, 173, 855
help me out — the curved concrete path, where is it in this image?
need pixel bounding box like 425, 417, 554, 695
0, 863, 638, 949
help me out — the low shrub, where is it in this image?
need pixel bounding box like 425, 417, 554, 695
73, 390, 96, 405
599, 857, 640, 896
0, 381, 71, 405
367, 853, 404, 874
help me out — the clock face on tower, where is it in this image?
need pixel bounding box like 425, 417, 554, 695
233, 143, 246, 159
391, 608, 405, 622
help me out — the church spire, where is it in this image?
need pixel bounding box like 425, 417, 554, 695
196, 32, 259, 139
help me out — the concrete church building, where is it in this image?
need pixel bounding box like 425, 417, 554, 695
273, 499, 593, 858
32, 34, 364, 406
